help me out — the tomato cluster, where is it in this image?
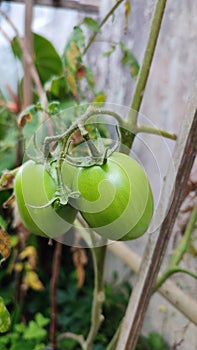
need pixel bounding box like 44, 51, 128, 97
14, 152, 154, 241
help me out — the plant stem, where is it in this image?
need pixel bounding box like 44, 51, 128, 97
23, 0, 33, 108
155, 266, 197, 291
43, 106, 123, 158
155, 204, 197, 290
0, 8, 44, 99
170, 205, 197, 266
57, 332, 85, 348
106, 320, 122, 350
121, 0, 167, 150
83, 0, 125, 56
85, 243, 107, 350
128, 0, 167, 121
50, 242, 62, 350
134, 125, 177, 140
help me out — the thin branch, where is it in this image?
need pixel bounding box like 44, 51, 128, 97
155, 266, 197, 291
85, 244, 107, 350
23, 0, 34, 107
43, 106, 123, 158
155, 204, 197, 290
134, 124, 177, 140
0, 8, 44, 99
83, 0, 125, 56
50, 242, 63, 350
0, 27, 12, 44
57, 332, 85, 348
170, 205, 197, 266
71, 219, 107, 350
106, 321, 122, 350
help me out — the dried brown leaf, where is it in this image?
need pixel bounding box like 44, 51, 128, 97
72, 247, 88, 287
0, 227, 11, 263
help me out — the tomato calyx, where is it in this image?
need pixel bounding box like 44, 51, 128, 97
63, 127, 120, 168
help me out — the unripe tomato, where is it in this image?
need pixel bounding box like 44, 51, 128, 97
69, 152, 154, 241
14, 160, 77, 238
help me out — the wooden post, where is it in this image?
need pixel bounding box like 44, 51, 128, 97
116, 88, 197, 349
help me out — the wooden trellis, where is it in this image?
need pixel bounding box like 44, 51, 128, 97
116, 91, 197, 349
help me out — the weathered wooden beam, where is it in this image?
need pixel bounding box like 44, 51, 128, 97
1, 0, 100, 13
116, 87, 197, 350
108, 242, 197, 325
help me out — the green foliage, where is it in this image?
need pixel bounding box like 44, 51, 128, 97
0, 241, 169, 350
82, 17, 100, 33
0, 297, 11, 333
0, 93, 18, 173
0, 215, 7, 231
12, 33, 63, 84
120, 41, 140, 79
136, 332, 169, 350
33, 34, 63, 84
0, 125, 18, 174
103, 44, 116, 57
0, 312, 49, 350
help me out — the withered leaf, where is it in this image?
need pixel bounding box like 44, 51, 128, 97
0, 227, 11, 263
72, 247, 88, 287
24, 270, 44, 291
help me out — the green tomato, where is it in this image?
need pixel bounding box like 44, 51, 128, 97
14, 160, 77, 238
69, 152, 154, 241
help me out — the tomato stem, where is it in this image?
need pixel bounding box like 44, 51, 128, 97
85, 243, 107, 350
155, 205, 197, 291
82, 0, 125, 56
122, 0, 168, 149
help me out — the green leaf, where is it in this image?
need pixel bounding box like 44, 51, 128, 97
85, 67, 95, 88
0, 127, 18, 174
103, 44, 116, 57
0, 94, 16, 142
11, 37, 22, 59
0, 296, 11, 333
0, 215, 7, 231
48, 76, 70, 100
34, 344, 46, 350
68, 26, 85, 48
63, 27, 84, 71
92, 93, 106, 106
23, 320, 47, 340
33, 33, 63, 84
148, 332, 169, 350
15, 322, 26, 334
47, 101, 61, 115
35, 313, 50, 328
12, 33, 63, 84
82, 17, 100, 33
120, 41, 139, 79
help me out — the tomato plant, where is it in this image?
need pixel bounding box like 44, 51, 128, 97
14, 160, 77, 238
67, 152, 154, 241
